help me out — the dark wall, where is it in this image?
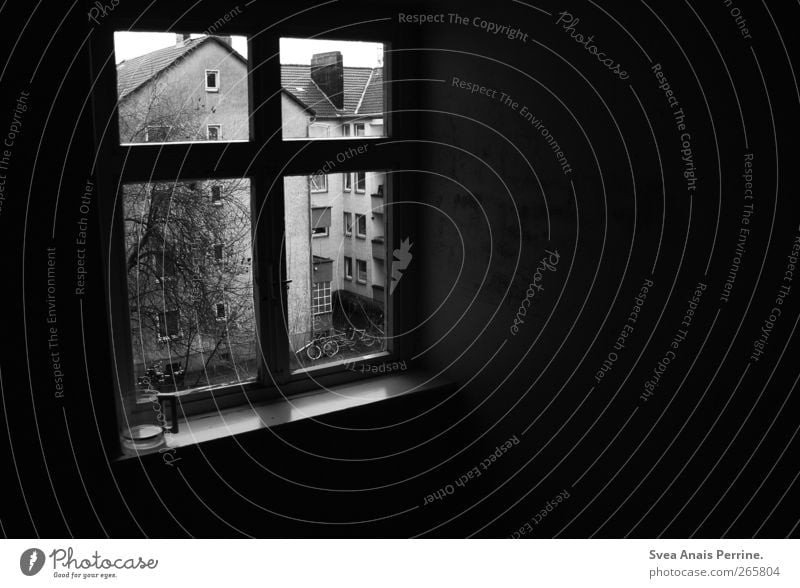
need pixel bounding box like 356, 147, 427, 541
1, 0, 799, 538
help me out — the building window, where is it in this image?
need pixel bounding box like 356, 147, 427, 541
211, 185, 222, 206
343, 212, 353, 236
145, 126, 169, 142
205, 69, 219, 92
213, 243, 224, 262
356, 259, 367, 284
157, 310, 181, 341
207, 125, 221, 140
311, 281, 332, 315
154, 249, 177, 282
342, 123, 351, 137
355, 171, 366, 193
354, 122, 366, 136
355, 213, 366, 238
312, 226, 329, 238
215, 302, 226, 322
310, 173, 327, 193
344, 256, 353, 280
343, 172, 351, 192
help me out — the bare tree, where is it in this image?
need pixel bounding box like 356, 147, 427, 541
124, 178, 256, 389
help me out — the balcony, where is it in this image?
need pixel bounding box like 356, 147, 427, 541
370, 190, 384, 215
372, 236, 385, 260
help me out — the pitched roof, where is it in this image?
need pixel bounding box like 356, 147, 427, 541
116, 37, 383, 117
116, 36, 246, 99
280, 64, 383, 118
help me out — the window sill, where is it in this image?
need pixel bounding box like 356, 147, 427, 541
117, 370, 452, 459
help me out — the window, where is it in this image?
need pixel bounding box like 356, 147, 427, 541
342, 124, 351, 137
157, 310, 181, 341
354, 123, 366, 136
310, 173, 327, 193
102, 26, 398, 449
355, 214, 366, 238
344, 256, 353, 280
145, 126, 169, 142
356, 259, 367, 284
343, 212, 353, 236
311, 281, 332, 315
154, 248, 177, 282
312, 226, 329, 238
343, 172, 352, 192
355, 171, 366, 193
205, 69, 219, 92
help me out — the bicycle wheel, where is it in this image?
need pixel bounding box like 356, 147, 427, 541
323, 340, 339, 357
306, 344, 322, 361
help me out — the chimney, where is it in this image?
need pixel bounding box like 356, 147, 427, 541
311, 51, 344, 110
176, 33, 191, 46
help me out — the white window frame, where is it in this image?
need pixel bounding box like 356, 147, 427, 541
215, 302, 227, 322
356, 259, 367, 284
354, 122, 366, 136
355, 213, 366, 238
205, 69, 220, 92
355, 171, 366, 193
311, 281, 332, 315
344, 256, 353, 280
343, 211, 353, 236
207, 124, 221, 140
311, 226, 329, 238
310, 173, 327, 193
343, 172, 352, 192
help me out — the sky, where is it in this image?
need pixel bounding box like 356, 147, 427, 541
114, 33, 382, 67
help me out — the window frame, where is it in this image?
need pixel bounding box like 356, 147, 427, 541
211, 184, 223, 206
311, 226, 329, 238
343, 255, 353, 280
89, 9, 419, 453
356, 259, 367, 284
343, 172, 352, 192
355, 171, 366, 193
309, 173, 327, 193
205, 69, 220, 92
311, 281, 332, 315
343, 211, 353, 236
355, 213, 367, 238
206, 124, 222, 140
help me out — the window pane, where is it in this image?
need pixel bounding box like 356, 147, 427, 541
123, 178, 257, 398
284, 172, 387, 370
115, 32, 249, 144
280, 38, 385, 140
